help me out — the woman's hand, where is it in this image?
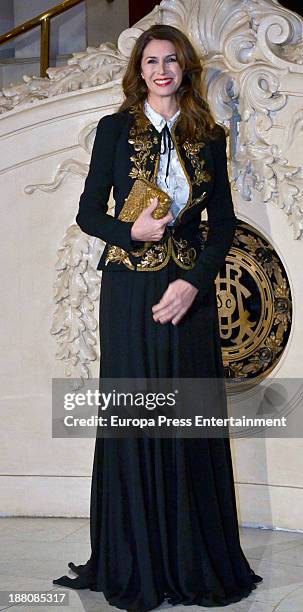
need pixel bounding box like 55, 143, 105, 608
152, 279, 199, 325
131, 197, 174, 242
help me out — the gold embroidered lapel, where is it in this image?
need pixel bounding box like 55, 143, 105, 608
182, 140, 212, 186
128, 112, 159, 181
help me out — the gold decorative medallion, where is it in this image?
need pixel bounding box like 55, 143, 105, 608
200, 220, 292, 384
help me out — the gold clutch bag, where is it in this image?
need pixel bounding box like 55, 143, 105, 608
118, 177, 172, 222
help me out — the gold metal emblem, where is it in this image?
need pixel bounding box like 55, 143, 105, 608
199, 220, 292, 384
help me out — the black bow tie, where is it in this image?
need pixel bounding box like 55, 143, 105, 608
160, 123, 175, 187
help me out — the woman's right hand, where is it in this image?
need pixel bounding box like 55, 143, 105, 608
131, 197, 174, 242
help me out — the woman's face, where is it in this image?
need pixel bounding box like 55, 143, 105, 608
140, 39, 183, 100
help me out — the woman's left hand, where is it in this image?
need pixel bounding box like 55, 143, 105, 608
152, 279, 199, 325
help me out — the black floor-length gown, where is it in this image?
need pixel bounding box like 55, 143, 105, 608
53, 257, 263, 610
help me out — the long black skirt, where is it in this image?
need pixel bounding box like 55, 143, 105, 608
54, 258, 263, 609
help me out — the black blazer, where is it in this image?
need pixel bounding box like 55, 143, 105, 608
76, 108, 237, 301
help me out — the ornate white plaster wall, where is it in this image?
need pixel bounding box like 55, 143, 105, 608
0, 0, 303, 526
0, 88, 122, 517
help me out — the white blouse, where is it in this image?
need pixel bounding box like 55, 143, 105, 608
143, 99, 190, 227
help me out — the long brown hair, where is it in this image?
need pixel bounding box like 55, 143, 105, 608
118, 24, 219, 144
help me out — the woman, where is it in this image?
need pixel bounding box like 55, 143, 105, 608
53, 24, 263, 610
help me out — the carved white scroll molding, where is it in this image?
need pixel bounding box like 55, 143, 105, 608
0, 43, 127, 113
45, 121, 122, 379
24, 122, 97, 194
50, 224, 103, 380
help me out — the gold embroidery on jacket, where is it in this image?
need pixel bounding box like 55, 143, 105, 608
128, 117, 158, 181
105, 239, 172, 272
136, 237, 172, 271
169, 124, 192, 225
104, 245, 135, 270
104, 115, 207, 271
182, 140, 212, 186
126, 150, 162, 258
171, 236, 197, 269
104, 236, 198, 272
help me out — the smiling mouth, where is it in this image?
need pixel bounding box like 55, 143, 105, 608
154, 78, 173, 87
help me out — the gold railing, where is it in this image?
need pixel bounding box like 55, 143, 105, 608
0, 0, 114, 78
